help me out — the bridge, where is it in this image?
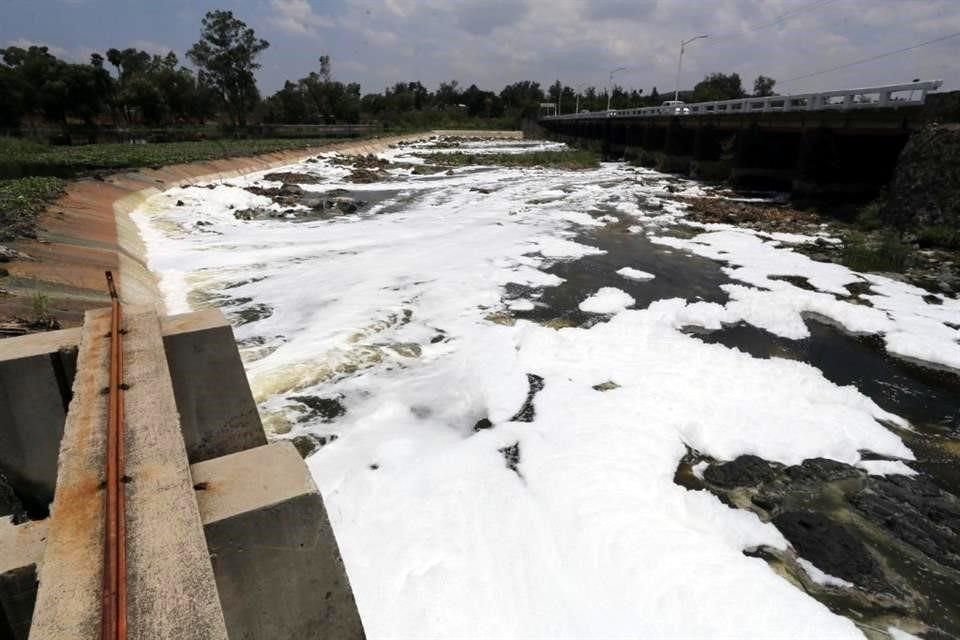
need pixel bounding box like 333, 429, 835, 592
536, 80, 947, 195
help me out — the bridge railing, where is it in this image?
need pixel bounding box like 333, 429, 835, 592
543, 80, 943, 120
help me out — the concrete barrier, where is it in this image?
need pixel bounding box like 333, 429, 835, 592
160, 310, 266, 463
0, 329, 80, 514
193, 442, 364, 640
3, 442, 366, 640
29, 306, 228, 640
0, 309, 265, 513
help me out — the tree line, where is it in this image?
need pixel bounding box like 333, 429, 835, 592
0, 9, 778, 136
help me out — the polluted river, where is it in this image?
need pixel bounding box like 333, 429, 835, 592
132, 136, 960, 640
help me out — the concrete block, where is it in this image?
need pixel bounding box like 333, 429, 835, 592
0, 328, 80, 513
192, 442, 365, 640
0, 308, 265, 510
160, 309, 266, 463
0, 519, 47, 640
30, 307, 227, 640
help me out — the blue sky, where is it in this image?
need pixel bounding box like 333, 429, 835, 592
3, 0, 958, 96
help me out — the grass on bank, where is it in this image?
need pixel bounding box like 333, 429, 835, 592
0, 137, 358, 179
841, 231, 910, 273
0, 177, 67, 242
419, 149, 600, 170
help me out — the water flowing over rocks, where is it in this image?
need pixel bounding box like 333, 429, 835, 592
687, 452, 960, 636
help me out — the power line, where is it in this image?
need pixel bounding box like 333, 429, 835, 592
752, 0, 838, 32
780, 31, 960, 83
708, 0, 839, 42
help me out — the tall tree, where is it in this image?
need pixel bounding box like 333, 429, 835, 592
187, 10, 269, 127
753, 75, 777, 97
692, 73, 746, 102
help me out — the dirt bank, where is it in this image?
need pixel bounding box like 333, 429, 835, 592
0, 130, 521, 328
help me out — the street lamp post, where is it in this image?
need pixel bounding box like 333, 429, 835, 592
674, 35, 708, 103
607, 67, 627, 111
573, 81, 588, 113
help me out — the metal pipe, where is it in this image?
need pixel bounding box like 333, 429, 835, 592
102, 270, 127, 640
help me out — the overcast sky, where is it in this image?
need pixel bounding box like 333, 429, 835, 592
3, 0, 958, 97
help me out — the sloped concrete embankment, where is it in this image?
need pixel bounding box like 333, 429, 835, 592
4, 130, 522, 325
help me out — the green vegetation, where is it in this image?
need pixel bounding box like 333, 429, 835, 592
0, 177, 66, 241
30, 289, 50, 324
0, 137, 336, 179
841, 231, 909, 273
916, 225, 960, 250
854, 199, 885, 231
419, 150, 600, 170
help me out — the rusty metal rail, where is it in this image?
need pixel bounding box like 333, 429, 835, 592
102, 271, 127, 640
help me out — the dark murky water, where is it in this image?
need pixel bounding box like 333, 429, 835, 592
512, 221, 734, 326
691, 320, 960, 435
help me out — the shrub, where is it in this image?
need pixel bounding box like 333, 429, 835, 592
916, 225, 960, 251
841, 231, 909, 273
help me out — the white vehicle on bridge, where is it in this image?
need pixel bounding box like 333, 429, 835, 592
662, 100, 691, 114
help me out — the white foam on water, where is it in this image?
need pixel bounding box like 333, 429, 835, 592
130, 139, 943, 639
797, 558, 855, 588
579, 287, 636, 314
652, 229, 960, 372
857, 459, 917, 476
617, 266, 656, 281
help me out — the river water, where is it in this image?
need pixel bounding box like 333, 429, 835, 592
133, 137, 960, 639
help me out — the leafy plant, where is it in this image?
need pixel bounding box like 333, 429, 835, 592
841, 231, 909, 273
30, 288, 50, 324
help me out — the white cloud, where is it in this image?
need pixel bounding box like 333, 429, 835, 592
5, 38, 70, 59
129, 40, 175, 56
269, 0, 336, 36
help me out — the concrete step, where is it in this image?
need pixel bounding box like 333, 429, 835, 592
192, 442, 365, 640
29, 306, 228, 639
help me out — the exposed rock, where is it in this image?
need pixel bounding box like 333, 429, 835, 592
772, 511, 887, 590
702, 454, 779, 488
473, 418, 493, 432
675, 196, 820, 231
592, 381, 620, 391
290, 395, 346, 423
848, 474, 960, 571
509, 374, 545, 422
411, 164, 445, 175
499, 442, 521, 476
262, 171, 324, 184
348, 168, 384, 184
175, 199, 185, 206
291, 433, 339, 459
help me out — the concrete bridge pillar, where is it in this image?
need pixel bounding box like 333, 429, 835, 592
660, 119, 693, 174
691, 126, 731, 181
732, 126, 798, 190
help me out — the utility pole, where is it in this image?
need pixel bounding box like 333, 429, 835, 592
674, 35, 708, 102
607, 67, 627, 111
